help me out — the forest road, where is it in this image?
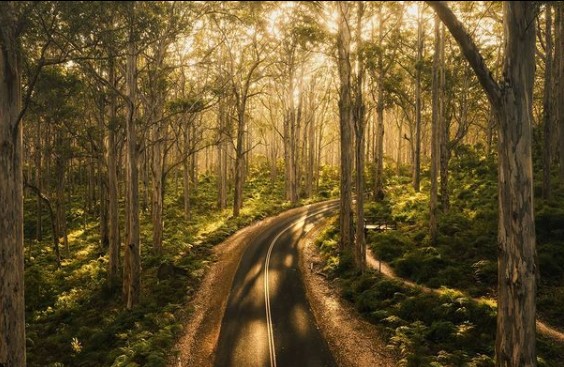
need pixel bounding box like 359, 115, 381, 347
213, 201, 339, 367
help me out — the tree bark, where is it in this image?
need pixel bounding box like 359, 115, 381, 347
495, 5, 538, 365
428, 2, 538, 365
0, 4, 26, 364
35, 118, 43, 242
337, 2, 354, 252
353, 1, 366, 272
374, 5, 385, 201
558, 4, 564, 181
183, 118, 192, 221
233, 102, 246, 217
97, 102, 109, 251
107, 55, 120, 286
217, 93, 229, 211
54, 132, 69, 257
151, 123, 164, 254
123, 2, 141, 308
413, 8, 423, 192
306, 92, 316, 198
283, 63, 298, 204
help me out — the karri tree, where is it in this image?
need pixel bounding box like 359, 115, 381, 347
429, 2, 539, 365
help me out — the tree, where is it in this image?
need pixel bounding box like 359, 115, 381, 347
0, 3, 25, 366
352, 1, 366, 271
430, 13, 443, 245
336, 1, 354, 252
122, 1, 141, 309
428, 2, 539, 365
413, 3, 424, 192
542, 5, 553, 200
107, 52, 121, 286
558, 3, 564, 182
366, 2, 403, 200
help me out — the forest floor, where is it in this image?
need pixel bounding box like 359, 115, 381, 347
363, 248, 564, 344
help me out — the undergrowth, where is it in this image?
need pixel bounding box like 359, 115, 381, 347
315, 145, 564, 366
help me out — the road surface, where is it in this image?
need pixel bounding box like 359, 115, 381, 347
214, 201, 339, 367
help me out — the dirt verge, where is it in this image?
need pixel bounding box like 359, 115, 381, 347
298, 220, 397, 367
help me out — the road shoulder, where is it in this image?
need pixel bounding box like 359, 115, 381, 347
298, 220, 397, 367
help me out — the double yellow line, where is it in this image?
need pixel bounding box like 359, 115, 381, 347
262, 203, 337, 367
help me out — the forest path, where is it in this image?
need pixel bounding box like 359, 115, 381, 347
365, 248, 564, 344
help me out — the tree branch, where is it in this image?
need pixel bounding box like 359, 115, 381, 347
426, 1, 501, 106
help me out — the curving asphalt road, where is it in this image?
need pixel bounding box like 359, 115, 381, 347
214, 201, 339, 367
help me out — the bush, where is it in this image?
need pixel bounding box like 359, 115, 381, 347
369, 231, 413, 263
393, 247, 447, 285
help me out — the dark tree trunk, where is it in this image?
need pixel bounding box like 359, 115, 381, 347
0, 4, 26, 364
107, 55, 120, 286
558, 4, 564, 181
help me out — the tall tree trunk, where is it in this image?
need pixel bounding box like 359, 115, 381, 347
284, 64, 298, 205
97, 99, 109, 251
543, 5, 553, 200
396, 117, 403, 175
183, 118, 192, 221
151, 124, 164, 254
87, 158, 95, 213
495, 5, 538, 364
428, 2, 539, 365
558, 4, 564, 182
98, 160, 109, 250
0, 5, 26, 364
337, 2, 354, 251
439, 22, 450, 213
107, 55, 120, 286
123, 3, 140, 308
141, 145, 149, 213
413, 7, 423, 192
353, 1, 366, 271
296, 92, 304, 199
269, 127, 278, 184
217, 97, 228, 210
233, 103, 246, 217
35, 118, 43, 242
306, 103, 315, 198
55, 133, 69, 256
190, 122, 198, 192
374, 4, 385, 200
430, 14, 442, 244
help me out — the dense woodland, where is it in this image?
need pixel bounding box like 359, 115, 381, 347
1, 1, 564, 366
